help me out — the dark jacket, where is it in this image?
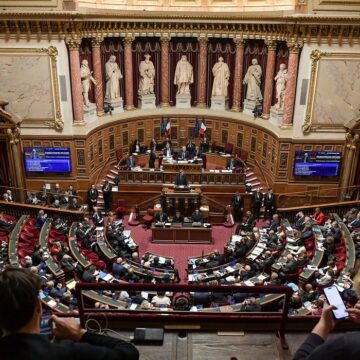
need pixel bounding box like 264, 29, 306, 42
0, 332, 139, 360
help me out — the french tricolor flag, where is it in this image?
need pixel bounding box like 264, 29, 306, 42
200, 119, 206, 135
166, 118, 171, 135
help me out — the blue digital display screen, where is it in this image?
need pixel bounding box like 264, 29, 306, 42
24, 147, 72, 173
293, 151, 341, 177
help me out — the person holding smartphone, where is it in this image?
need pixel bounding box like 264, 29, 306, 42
293, 298, 360, 359
0, 267, 139, 360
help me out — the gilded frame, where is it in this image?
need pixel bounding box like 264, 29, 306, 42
0, 46, 63, 131
302, 50, 360, 134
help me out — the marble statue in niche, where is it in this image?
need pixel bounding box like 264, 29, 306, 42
138, 54, 155, 96
105, 55, 122, 100
243, 58, 263, 101
274, 63, 288, 110
174, 55, 194, 95
80, 59, 97, 107
211, 57, 230, 97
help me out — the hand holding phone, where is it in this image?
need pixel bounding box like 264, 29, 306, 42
323, 285, 348, 320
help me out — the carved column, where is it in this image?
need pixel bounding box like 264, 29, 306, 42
340, 132, 360, 200
231, 39, 245, 112
91, 37, 105, 116
197, 36, 208, 108
262, 40, 277, 119
7, 127, 25, 201
281, 40, 303, 128
66, 38, 84, 124
160, 35, 170, 107
123, 36, 135, 110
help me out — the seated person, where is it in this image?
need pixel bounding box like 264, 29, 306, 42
191, 208, 203, 224
155, 210, 168, 223
348, 211, 360, 230
60, 191, 70, 206
235, 211, 254, 233
177, 146, 190, 161
131, 139, 141, 154
175, 169, 188, 186
92, 207, 104, 227
151, 291, 171, 308
162, 136, 172, 150
269, 214, 280, 232
173, 210, 184, 224
36, 210, 47, 230
312, 207, 326, 226
192, 145, 202, 160
126, 155, 137, 169
163, 142, 173, 158
279, 254, 298, 277
226, 156, 239, 171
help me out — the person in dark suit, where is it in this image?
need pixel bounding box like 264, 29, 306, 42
87, 184, 98, 214
131, 139, 141, 154
82, 265, 98, 283
149, 138, 158, 152
294, 211, 306, 230
191, 208, 203, 223
231, 191, 244, 222
162, 136, 172, 150
264, 188, 276, 219
92, 207, 104, 227
269, 214, 280, 232
0, 268, 139, 360
126, 155, 137, 169
349, 212, 360, 230
177, 146, 189, 161
149, 149, 156, 169
252, 190, 263, 219
67, 185, 77, 198
173, 210, 184, 223
279, 254, 298, 277
102, 180, 112, 213
163, 143, 173, 158
200, 136, 209, 153
175, 169, 188, 186
155, 210, 168, 223
236, 211, 254, 233
226, 156, 239, 171
186, 139, 195, 158
192, 146, 202, 159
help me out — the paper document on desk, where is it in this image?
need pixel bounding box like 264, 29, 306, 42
95, 227, 104, 231
244, 280, 255, 286
123, 230, 131, 238
47, 300, 57, 308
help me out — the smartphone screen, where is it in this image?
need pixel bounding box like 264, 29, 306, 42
40, 314, 53, 338
323, 286, 348, 320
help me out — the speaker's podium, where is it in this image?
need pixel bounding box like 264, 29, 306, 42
162, 186, 201, 209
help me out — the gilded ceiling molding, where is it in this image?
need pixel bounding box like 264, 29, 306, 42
345, 132, 360, 151
7, 126, 21, 145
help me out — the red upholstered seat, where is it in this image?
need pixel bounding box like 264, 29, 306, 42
224, 142, 234, 155
139, 162, 146, 168
96, 260, 106, 269
18, 248, 33, 257
0, 235, 8, 243
305, 240, 314, 250
335, 261, 344, 272
336, 254, 346, 262
23, 225, 40, 237
26, 218, 37, 227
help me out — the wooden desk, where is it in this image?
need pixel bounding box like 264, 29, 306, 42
152, 224, 212, 244
206, 152, 231, 168
68, 223, 91, 269
162, 161, 203, 172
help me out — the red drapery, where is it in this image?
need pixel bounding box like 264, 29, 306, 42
206, 40, 236, 108
272, 41, 289, 106
169, 40, 199, 106
101, 38, 125, 100
0, 140, 10, 187
79, 39, 95, 104
241, 40, 268, 105
131, 38, 161, 107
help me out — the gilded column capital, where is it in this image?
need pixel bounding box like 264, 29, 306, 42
160, 35, 171, 46
286, 38, 303, 53
123, 35, 135, 46
91, 36, 104, 48
65, 37, 82, 50
346, 132, 360, 150
7, 126, 21, 145
265, 39, 277, 51
233, 38, 245, 48
197, 36, 208, 46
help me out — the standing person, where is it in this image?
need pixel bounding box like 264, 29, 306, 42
175, 169, 188, 186
102, 180, 112, 214
231, 191, 244, 223
149, 149, 156, 169
200, 136, 209, 153
87, 184, 98, 214
264, 188, 276, 219
0, 267, 139, 360
252, 190, 263, 220
186, 139, 195, 158
149, 138, 158, 152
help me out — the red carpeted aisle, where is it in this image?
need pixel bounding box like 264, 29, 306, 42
123, 216, 236, 282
